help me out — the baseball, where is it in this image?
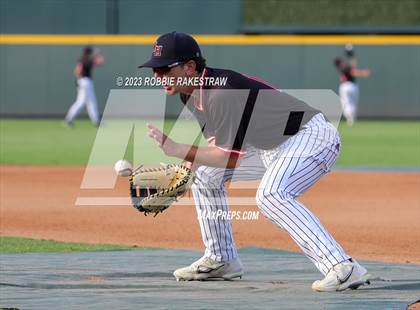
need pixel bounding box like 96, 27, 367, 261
114, 160, 133, 176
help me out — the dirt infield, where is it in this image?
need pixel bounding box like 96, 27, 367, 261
1, 166, 419, 264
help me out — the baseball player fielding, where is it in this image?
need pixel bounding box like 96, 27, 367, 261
139, 31, 371, 292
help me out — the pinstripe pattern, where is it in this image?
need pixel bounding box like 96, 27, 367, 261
192, 113, 350, 274
192, 150, 266, 262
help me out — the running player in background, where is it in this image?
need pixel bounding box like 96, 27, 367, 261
334, 44, 370, 126
64, 46, 104, 127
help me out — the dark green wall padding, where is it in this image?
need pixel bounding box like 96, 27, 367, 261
0, 44, 418, 118
0, 0, 241, 34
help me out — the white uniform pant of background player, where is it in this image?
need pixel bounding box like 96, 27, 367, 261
191, 113, 350, 276
65, 77, 99, 125
339, 81, 359, 126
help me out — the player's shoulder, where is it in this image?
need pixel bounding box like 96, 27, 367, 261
204, 67, 278, 106
203, 68, 248, 112
205, 67, 252, 89
207, 67, 276, 91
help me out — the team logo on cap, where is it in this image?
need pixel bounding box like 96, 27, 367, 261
153, 43, 163, 57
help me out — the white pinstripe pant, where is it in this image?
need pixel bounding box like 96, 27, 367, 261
191, 114, 350, 275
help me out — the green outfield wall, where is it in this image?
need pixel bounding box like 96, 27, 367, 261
1, 1, 418, 119
0, 0, 241, 34
0, 38, 419, 118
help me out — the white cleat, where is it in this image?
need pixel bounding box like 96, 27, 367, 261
173, 256, 244, 281
312, 259, 371, 292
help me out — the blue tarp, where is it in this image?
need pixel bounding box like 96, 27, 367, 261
1, 248, 419, 309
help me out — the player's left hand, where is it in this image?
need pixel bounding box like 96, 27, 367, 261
147, 124, 179, 157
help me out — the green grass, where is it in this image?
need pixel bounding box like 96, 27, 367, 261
0, 119, 99, 165
0, 236, 139, 254
0, 118, 205, 165
0, 119, 419, 167
336, 121, 419, 167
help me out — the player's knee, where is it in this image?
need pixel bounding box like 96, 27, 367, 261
256, 187, 293, 210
